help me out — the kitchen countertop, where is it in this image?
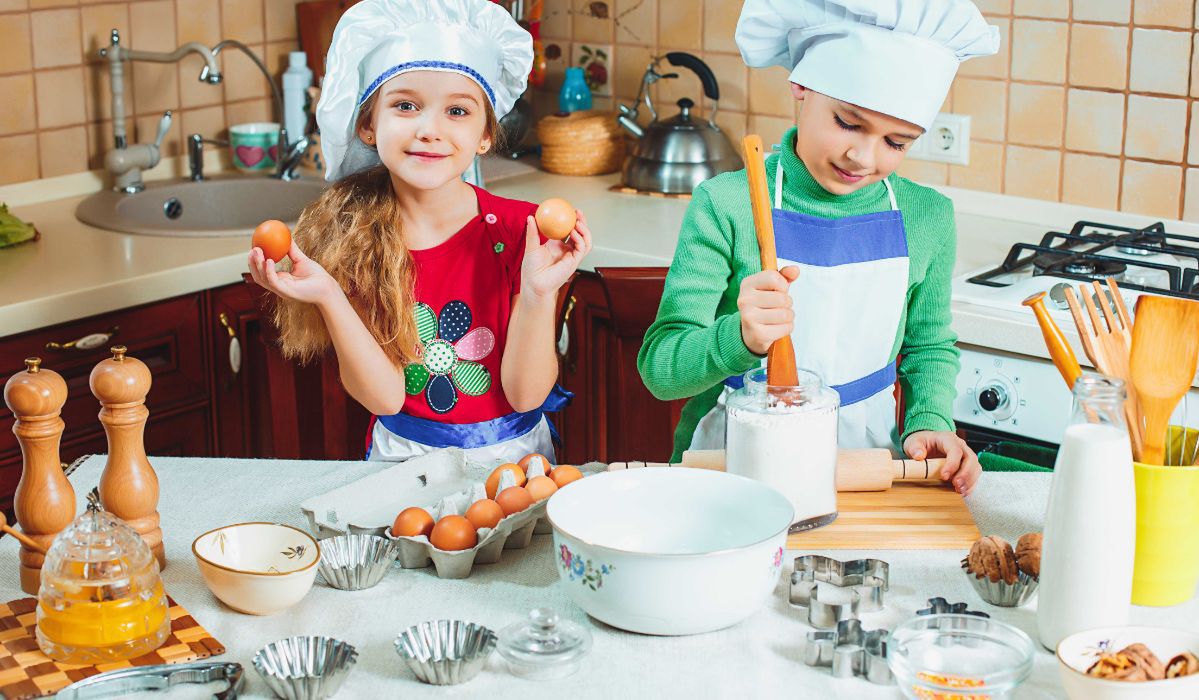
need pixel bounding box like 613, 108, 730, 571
1, 455, 1195, 698
2, 158, 1196, 372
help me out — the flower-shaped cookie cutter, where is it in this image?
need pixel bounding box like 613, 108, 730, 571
916, 596, 990, 618
803, 618, 893, 685
791, 555, 890, 613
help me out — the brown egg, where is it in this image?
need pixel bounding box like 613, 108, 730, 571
519, 453, 552, 475
496, 486, 535, 515
549, 465, 583, 488
534, 198, 577, 241
465, 499, 504, 530
429, 515, 478, 551
485, 463, 527, 499
391, 507, 434, 538
526, 476, 559, 502
252, 219, 292, 262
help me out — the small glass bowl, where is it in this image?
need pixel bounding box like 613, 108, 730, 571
887, 614, 1036, 699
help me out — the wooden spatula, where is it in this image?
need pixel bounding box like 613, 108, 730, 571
1130, 295, 1199, 465
1022, 291, 1082, 389
1064, 280, 1144, 459
742, 135, 799, 394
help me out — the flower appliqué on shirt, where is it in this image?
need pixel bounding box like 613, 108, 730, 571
404, 300, 495, 413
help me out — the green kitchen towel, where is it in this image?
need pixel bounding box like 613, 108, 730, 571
0, 204, 37, 249
978, 441, 1056, 473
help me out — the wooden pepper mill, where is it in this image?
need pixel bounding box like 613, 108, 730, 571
90, 346, 165, 569
3, 358, 75, 594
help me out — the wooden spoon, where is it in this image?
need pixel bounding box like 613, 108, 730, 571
0, 511, 48, 555
742, 135, 799, 395
1129, 295, 1199, 465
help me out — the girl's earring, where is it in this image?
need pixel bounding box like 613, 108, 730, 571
479, 144, 489, 154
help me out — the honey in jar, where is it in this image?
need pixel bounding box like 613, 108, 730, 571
35, 493, 169, 664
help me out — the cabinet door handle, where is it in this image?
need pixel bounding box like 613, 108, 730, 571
218, 312, 242, 375
45, 326, 119, 352
557, 295, 576, 357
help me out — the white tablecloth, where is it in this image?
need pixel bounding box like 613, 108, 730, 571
2, 456, 1196, 699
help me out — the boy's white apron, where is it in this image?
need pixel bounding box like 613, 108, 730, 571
691, 160, 910, 453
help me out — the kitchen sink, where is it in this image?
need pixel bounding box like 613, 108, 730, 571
75, 176, 327, 237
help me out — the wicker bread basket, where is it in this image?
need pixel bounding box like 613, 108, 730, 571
536, 110, 627, 176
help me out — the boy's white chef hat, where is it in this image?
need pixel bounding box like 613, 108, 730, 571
317, 0, 532, 181
736, 0, 999, 131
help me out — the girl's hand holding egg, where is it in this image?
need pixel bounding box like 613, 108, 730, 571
247, 223, 341, 306
521, 201, 593, 300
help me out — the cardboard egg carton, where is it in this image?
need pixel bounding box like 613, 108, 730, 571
299, 449, 602, 579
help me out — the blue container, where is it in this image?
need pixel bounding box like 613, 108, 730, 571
558, 67, 592, 113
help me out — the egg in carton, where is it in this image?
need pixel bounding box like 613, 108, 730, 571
299, 449, 602, 580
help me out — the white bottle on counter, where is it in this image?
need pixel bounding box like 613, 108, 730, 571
1036, 376, 1136, 651
282, 52, 313, 141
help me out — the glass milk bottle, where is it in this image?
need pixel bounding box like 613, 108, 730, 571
1036, 376, 1135, 650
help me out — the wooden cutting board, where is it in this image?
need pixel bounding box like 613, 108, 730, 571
608, 461, 979, 550
788, 480, 980, 550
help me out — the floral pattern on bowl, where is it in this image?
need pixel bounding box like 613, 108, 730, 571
559, 544, 614, 591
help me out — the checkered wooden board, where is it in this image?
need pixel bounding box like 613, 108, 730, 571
0, 596, 225, 700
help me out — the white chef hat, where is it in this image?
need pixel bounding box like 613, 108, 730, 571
317, 0, 533, 181
736, 0, 999, 131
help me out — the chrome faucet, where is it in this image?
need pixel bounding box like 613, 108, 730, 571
209, 40, 307, 181
99, 29, 223, 193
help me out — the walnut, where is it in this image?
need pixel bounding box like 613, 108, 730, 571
966, 536, 1018, 584
1087, 653, 1148, 681
1118, 644, 1166, 680
1016, 532, 1042, 578
1166, 652, 1199, 679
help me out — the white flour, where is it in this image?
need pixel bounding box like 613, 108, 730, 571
726, 402, 838, 525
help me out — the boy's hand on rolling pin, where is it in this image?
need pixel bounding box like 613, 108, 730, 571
903, 431, 981, 496
738, 266, 799, 355
247, 243, 341, 306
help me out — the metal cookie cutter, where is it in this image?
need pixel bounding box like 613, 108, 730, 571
916, 596, 990, 618
804, 618, 893, 684
56, 661, 244, 699
791, 555, 890, 613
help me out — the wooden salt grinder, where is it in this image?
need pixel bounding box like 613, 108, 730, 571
90, 346, 165, 568
3, 358, 75, 594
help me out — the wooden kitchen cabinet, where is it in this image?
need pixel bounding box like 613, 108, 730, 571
555, 268, 684, 465
0, 294, 211, 515
208, 281, 275, 458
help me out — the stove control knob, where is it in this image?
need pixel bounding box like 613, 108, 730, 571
978, 385, 1008, 412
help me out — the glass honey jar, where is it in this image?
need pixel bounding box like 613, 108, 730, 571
35, 492, 169, 664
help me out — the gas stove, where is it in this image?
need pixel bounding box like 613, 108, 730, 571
950, 220, 1199, 448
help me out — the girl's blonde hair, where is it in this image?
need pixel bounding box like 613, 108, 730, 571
271, 88, 502, 368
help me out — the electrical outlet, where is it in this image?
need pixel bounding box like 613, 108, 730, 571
908, 113, 970, 166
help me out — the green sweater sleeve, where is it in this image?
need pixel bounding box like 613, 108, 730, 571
638, 181, 761, 401
897, 196, 960, 440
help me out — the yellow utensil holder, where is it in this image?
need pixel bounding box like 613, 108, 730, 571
1132, 426, 1199, 606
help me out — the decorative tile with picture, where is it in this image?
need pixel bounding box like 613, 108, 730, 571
572, 43, 612, 97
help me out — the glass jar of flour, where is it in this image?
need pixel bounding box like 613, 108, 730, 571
725, 368, 840, 532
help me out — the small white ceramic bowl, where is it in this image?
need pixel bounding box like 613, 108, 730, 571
192, 522, 320, 615
1057, 626, 1199, 700
546, 468, 793, 636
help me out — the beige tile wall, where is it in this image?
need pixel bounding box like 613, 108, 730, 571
0, 0, 302, 185
539, 0, 1199, 220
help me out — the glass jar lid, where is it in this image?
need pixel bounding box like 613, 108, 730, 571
497, 608, 592, 680
41, 490, 155, 587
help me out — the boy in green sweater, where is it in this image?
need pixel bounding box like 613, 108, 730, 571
638, 0, 1000, 495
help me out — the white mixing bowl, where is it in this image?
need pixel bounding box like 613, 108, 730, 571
546, 468, 793, 635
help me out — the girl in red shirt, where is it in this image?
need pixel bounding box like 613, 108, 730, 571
247, 0, 590, 464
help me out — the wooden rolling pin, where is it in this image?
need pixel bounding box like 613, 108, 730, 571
678, 449, 945, 492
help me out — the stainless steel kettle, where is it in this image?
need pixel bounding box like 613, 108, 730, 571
617, 52, 743, 194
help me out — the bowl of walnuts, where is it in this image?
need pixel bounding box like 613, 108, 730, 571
1057, 626, 1199, 699
961, 533, 1041, 607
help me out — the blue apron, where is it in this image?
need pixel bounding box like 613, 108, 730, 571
692, 159, 910, 452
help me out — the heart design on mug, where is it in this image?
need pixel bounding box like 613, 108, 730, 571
268, 145, 279, 163
236, 145, 266, 167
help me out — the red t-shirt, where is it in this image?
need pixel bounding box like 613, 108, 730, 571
399, 185, 542, 424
